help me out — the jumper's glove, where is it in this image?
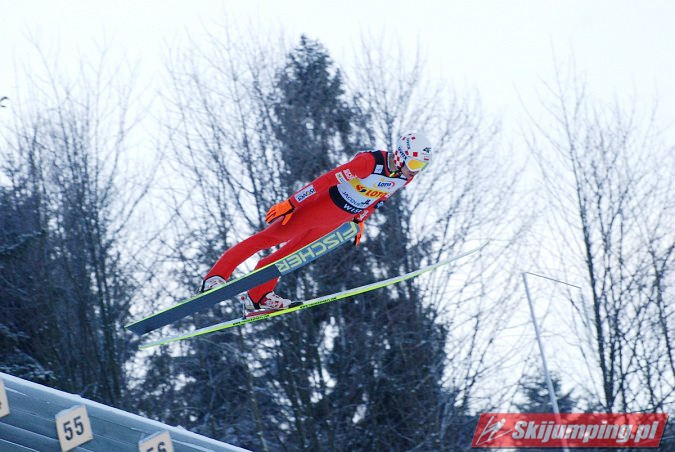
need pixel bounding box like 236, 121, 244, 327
266, 198, 295, 225
353, 220, 365, 246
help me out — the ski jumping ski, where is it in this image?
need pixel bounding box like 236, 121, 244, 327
138, 242, 488, 349
126, 221, 359, 335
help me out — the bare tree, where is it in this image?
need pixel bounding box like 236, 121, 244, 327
349, 36, 529, 449
528, 69, 675, 412
138, 19, 292, 450
0, 38, 148, 406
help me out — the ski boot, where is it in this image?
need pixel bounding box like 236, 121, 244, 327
200, 275, 226, 293
239, 291, 301, 318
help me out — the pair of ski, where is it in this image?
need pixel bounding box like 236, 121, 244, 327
126, 221, 486, 349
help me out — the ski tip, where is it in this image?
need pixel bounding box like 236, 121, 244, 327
125, 322, 145, 335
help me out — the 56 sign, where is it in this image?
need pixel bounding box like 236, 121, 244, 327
139, 431, 174, 452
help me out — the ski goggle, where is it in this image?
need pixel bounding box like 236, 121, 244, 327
405, 158, 429, 172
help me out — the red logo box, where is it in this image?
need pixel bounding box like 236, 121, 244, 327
472, 413, 668, 448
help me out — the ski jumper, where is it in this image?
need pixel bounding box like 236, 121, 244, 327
205, 150, 413, 302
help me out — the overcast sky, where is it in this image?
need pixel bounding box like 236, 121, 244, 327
2, 0, 674, 136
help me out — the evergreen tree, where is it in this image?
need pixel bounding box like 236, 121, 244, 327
263, 36, 366, 449
516, 373, 577, 413
0, 186, 53, 384
270, 35, 355, 187
264, 36, 454, 450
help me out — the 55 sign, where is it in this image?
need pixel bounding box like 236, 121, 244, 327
55, 405, 93, 451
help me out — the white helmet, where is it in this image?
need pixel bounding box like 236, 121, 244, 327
394, 132, 432, 172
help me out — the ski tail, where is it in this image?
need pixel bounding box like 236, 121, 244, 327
139, 241, 489, 349
125, 221, 359, 336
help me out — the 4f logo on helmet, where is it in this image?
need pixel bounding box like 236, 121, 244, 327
402, 135, 431, 158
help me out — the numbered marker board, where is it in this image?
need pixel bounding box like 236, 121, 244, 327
55, 405, 93, 451
0, 378, 9, 418
139, 430, 174, 452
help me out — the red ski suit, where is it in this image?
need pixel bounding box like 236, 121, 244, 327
205, 150, 413, 302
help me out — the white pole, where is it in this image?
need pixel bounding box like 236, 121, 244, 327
522, 272, 571, 452
522, 272, 561, 413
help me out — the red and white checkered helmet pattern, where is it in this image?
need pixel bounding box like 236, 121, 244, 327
394, 132, 432, 172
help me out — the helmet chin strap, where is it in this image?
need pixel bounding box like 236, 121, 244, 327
387, 153, 402, 177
